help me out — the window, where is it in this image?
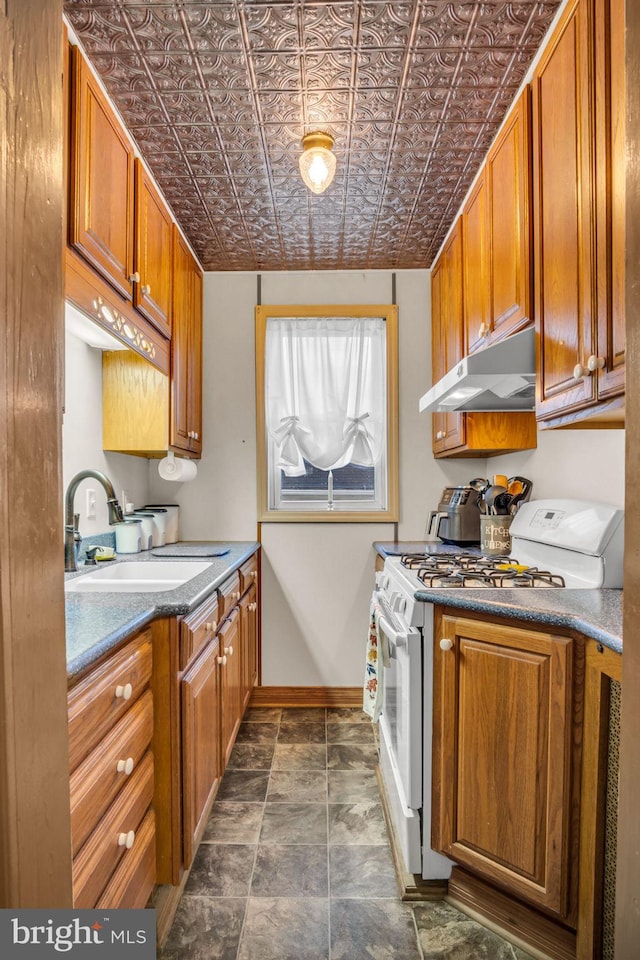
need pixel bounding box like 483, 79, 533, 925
256, 305, 398, 522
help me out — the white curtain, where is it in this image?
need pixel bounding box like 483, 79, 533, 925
265, 316, 386, 477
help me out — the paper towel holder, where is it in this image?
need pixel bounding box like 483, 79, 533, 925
158, 451, 198, 482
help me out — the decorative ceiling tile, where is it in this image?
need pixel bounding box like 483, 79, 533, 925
64, 0, 562, 270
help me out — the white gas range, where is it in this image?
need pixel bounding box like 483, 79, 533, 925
372, 499, 624, 882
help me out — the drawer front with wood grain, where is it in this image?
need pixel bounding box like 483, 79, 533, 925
68, 632, 152, 770
218, 571, 241, 621
72, 751, 154, 908
180, 591, 219, 671
70, 690, 153, 856
96, 809, 156, 910
239, 553, 258, 595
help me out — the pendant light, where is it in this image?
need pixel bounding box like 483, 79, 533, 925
298, 132, 336, 195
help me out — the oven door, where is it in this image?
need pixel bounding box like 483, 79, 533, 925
375, 599, 422, 811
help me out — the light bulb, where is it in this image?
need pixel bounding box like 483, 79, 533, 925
299, 132, 336, 195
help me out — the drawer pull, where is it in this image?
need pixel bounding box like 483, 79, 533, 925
230, 591, 240, 601
116, 757, 135, 776
217, 655, 227, 666
251, 570, 258, 579
118, 829, 135, 849
129, 272, 140, 284
205, 620, 218, 633
224, 645, 234, 657
141, 283, 151, 296
439, 638, 454, 651
115, 683, 133, 701
248, 602, 257, 612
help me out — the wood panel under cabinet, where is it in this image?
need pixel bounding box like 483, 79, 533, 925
432, 611, 579, 922
102, 349, 170, 457
69, 45, 135, 302
134, 159, 173, 339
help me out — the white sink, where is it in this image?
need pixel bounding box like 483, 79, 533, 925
65, 560, 213, 593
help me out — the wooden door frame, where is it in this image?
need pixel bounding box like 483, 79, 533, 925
0, 0, 72, 906
616, 0, 640, 950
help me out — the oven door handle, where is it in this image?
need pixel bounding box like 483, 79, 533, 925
376, 612, 408, 648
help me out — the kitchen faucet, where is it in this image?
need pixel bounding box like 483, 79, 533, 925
64, 469, 124, 572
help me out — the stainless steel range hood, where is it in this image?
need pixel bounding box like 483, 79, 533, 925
419, 327, 536, 413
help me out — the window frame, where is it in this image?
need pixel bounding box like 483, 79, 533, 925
255, 303, 399, 523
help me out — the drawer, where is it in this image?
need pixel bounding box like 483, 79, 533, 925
218, 571, 241, 620
70, 690, 153, 856
239, 553, 259, 595
68, 631, 152, 771
96, 809, 156, 910
180, 591, 219, 671
72, 750, 153, 909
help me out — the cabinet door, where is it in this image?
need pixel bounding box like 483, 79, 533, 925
181, 637, 221, 868
171, 228, 203, 455
69, 46, 135, 302
219, 610, 242, 770
432, 613, 575, 919
595, 0, 625, 401
462, 174, 489, 355
532, 0, 597, 420
134, 160, 173, 339
240, 584, 258, 713
431, 224, 465, 455
486, 87, 532, 342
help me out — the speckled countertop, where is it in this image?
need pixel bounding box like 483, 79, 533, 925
374, 541, 623, 654
65, 541, 259, 681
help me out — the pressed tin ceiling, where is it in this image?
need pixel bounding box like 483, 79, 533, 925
64, 1, 562, 272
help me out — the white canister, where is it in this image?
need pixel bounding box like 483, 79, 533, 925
140, 507, 167, 547
114, 518, 142, 554
131, 511, 155, 551
144, 504, 179, 543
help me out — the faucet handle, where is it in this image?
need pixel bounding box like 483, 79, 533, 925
73, 513, 81, 543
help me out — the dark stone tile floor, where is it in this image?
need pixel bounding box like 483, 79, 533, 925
160, 708, 534, 960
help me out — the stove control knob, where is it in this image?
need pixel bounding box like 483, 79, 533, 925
395, 597, 407, 616
439, 638, 454, 651
375, 571, 386, 589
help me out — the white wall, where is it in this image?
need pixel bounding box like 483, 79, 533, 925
63, 325, 150, 537
489, 429, 625, 506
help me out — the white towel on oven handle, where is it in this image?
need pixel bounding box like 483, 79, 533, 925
363, 598, 388, 721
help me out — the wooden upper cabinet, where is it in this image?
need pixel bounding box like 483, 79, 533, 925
462, 174, 489, 355
533, 0, 624, 425
432, 612, 578, 920
69, 46, 135, 302
431, 225, 465, 455
595, 0, 625, 402
134, 160, 173, 339
171, 228, 203, 457
486, 87, 532, 343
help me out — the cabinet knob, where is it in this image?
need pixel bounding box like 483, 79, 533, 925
193, 431, 199, 441
115, 682, 133, 701
231, 591, 240, 601
129, 272, 140, 283
587, 354, 605, 372
141, 283, 151, 296
205, 620, 218, 633
224, 645, 234, 656
117, 757, 135, 776
436, 430, 442, 440
573, 362, 589, 380
248, 602, 257, 612
251, 570, 258, 579
217, 654, 227, 666
118, 829, 135, 849
439, 638, 454, 651
478, 321, 489, 338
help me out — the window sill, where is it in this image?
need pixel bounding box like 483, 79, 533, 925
258, 507, 399, 523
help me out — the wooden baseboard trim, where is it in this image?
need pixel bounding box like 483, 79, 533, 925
447, 867, 576, 960
249, 686, 362, 708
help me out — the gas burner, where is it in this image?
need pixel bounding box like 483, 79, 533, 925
406, 554, 566, 589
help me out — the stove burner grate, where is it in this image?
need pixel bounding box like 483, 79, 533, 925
402, 553, 566, 589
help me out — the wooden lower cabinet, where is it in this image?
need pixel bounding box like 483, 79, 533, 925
181, 634, 222, 867
432, 610, 580, 923
219, 608, 242, 770
68, 630, 155, 910
240, 584, 259, 713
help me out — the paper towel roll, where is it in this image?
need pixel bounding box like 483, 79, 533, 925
158, 454, 198, 482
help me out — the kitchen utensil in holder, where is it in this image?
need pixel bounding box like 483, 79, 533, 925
480, 515, 513, 556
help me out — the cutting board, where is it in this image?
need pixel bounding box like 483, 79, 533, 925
151, 544, 230, 558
